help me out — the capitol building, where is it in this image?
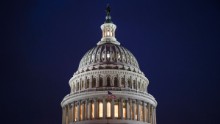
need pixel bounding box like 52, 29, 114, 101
61, 5, 157, 124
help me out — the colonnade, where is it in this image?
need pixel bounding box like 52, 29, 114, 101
62, 98, 156, 124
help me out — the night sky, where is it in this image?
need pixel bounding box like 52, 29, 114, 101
2, 0, 220, 124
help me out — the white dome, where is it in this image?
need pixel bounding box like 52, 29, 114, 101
77, 43, 141, 74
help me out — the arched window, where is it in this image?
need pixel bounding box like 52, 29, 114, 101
99, 77, 103, 87
107, 101, 111, 118
114, 77, 118, 87
92, 78, 96, 88
98, 101, 103, 118
107, 77, 111, 87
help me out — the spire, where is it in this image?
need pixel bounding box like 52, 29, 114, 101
105, 4, 112, 23
97, 4, 120, 45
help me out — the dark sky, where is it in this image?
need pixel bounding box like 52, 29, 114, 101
1, 0, 220, 124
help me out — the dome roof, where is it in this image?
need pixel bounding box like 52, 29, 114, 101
77, 43, 141, 73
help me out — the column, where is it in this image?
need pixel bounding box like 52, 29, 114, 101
89, 78, 92, 88
81, 101, 84, 121
72, 103, 75, 122
103, 98, 106, 119
150, 106, 153, 124
119, 99, 123, 119
119, 76, 122, 87
143, 102, 146, 122
152, 107, 155, 124
111, 99, 114, 119
77, 102, 80, 121
154, 108, 157, 124
87, 100, 91, 120
85, 100, 88, 120
132, 100, 134, 120
62, 107, 65, 124
137, 101, 140, 121
129, 99, 132, 120
148, 103, 151, 123
94, 99, 98, 119
96, 77, 99, 87
126, 99, 130, 119
68, 104, 71, 123
125, 77, 128, 88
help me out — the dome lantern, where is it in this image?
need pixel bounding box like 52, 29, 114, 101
97, 4, 120, 45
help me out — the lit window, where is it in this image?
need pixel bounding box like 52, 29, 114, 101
107, 102, 111, 117
123, 101, 126, 118
99, 102, 103, 118
91, 102, 95, 119
118, 54, 120, 59
80, 104, 83, 120
74, 104, 78, 121
107, 31, 110, 36
107, 53, 110, 58
114, 100, 119, 118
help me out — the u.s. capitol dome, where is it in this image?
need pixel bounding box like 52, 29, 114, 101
61, 5, 157, 124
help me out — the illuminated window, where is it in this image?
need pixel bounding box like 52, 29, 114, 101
107, 31, 110, 36
123, 100, 127, 118
107, 53, 110, 58
114, 100, 119, 118
134, 103, 137, 120
99, 102, 103, 118
80, 103, 83, 120
74, 104, 78, 121
107, 102, 111, 118
91, 102, 95, 119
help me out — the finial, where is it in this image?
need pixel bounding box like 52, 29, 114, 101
106, 4, 111, 16
105, 4, 112, 23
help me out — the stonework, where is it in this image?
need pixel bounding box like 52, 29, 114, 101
61, 6, 157, 124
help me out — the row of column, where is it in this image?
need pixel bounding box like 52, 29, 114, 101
62, 98, 156, 124
71, 77, 146, 93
